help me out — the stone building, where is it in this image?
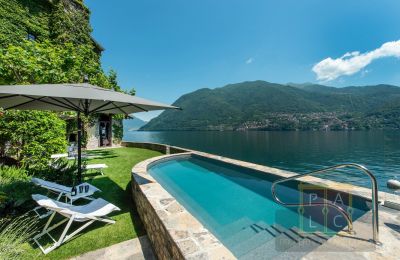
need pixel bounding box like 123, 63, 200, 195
1, 0, 120, 149
86, 115, 122, 149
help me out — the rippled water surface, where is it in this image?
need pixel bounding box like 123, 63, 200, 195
124, 130, 400, 192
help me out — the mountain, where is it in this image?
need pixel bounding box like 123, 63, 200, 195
123, 117, 147, 131
140, 81, 400, 131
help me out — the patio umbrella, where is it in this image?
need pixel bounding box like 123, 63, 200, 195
0, 83, 179, 182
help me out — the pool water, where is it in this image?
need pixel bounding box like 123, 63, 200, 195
149, 155, 368, 258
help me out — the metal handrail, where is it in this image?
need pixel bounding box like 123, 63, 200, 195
271, 163, 380, 244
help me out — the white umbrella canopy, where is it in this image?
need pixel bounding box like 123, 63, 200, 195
0, 83, 180, 182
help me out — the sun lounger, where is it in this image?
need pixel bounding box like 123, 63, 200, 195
84, 163, 108, 175
31, 178, 101, 218
31, 178, 101, 203
32, 194, 120, 254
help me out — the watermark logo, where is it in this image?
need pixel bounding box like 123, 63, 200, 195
271, 184, 376, 252
298, 183, 353, 234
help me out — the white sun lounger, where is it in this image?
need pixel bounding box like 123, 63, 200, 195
84, 163, 108, 175
31, 178, 101, 203
31, 178, 101, 218
32, 194, 120, 254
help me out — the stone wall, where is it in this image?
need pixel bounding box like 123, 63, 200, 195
131, 176, 185, 260
122, 142, 190, 154
86, 122, 100, 149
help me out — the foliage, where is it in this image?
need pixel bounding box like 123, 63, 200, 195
112, 122, 123, 143
0, 0, 51, 47
0, 214, 38, 259
0, 38, 118, 165
0, 165, 29, 185
50, 0, 92, 46
0, 0, 92, 48
0, 40, 108, 85
107, 69, 122, 92
0, 160, 77, 217
128, 88, 136, 96
0, 0, 126, 171
0, 166, 34, 216
33, 158, 78, 186
0, 110, 67, 169
141, 81, 400, 131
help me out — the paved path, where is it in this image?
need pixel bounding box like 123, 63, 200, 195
71, 236, 156, 260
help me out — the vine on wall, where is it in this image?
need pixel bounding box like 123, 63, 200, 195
0, 0, 118, 167
0, 0, 51, 47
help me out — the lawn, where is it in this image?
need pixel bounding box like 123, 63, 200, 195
21, 147, 162, 260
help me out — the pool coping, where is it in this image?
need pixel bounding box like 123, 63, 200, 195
131, 149, 400, 259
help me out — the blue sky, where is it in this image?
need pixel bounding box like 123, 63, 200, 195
86, 0, 400, 121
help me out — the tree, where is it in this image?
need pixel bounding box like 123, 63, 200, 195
0, 110, 66, 169
0, 40, 112, 169
0, 40, 109, 86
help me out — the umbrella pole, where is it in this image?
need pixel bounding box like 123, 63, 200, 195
77, 111, 82, 183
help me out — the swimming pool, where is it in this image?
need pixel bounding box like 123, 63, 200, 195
148, 155, 369, 258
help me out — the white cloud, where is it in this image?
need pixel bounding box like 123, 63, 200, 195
245, 57, 254, 64
312, 40, 400, 81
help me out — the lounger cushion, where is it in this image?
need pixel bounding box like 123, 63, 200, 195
32, 178, 101, 195
32, 178, 71, 193
32, 194, 120, 221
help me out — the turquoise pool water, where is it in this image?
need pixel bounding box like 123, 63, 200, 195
149, 155, 368, 258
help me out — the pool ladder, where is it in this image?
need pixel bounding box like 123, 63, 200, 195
271, 163, 380, 244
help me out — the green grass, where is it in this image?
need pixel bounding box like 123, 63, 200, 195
21, 147, 162, 260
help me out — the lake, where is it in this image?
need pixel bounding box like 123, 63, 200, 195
123, 130, 400, 193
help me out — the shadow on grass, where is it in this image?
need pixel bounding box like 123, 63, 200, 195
86, 149, 116, 157
82, 150, 119, 161
83, 172, 103, 179
28, 176, 146, 253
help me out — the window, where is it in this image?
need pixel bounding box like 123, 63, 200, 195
27, 33, 36, 41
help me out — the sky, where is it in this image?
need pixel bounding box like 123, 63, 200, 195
86, 0, 400, 121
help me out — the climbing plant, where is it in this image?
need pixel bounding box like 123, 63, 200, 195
0, 110, 67, 169
0, 0, 114, 169
0, 0, 51, 47
0, 40, 109, 85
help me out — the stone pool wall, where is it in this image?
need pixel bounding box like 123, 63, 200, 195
122, 141, 190, 155
131, 176, 185, 260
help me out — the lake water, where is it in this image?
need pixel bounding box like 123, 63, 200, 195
124, 130, 400, 193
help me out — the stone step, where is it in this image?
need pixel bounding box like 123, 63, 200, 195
283, 236, 321, 253
231, 223, 277, 257
238, 224, 331, 259
224, 221, 333, 259
217, 217, 254, 239
223, 224, 259, 249
271, 224, 302, 243
252, 221, 280, 237
291, 227, 332, 245
239, 232, 300, 260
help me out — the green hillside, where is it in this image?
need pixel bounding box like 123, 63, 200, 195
141, 81, 400, 131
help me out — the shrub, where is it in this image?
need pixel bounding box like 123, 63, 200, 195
0, 110, 67, 170
31, 158, 78, 186
0, 161, 77, 217
0, 166, 35, 217
0, 165, 29, 185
